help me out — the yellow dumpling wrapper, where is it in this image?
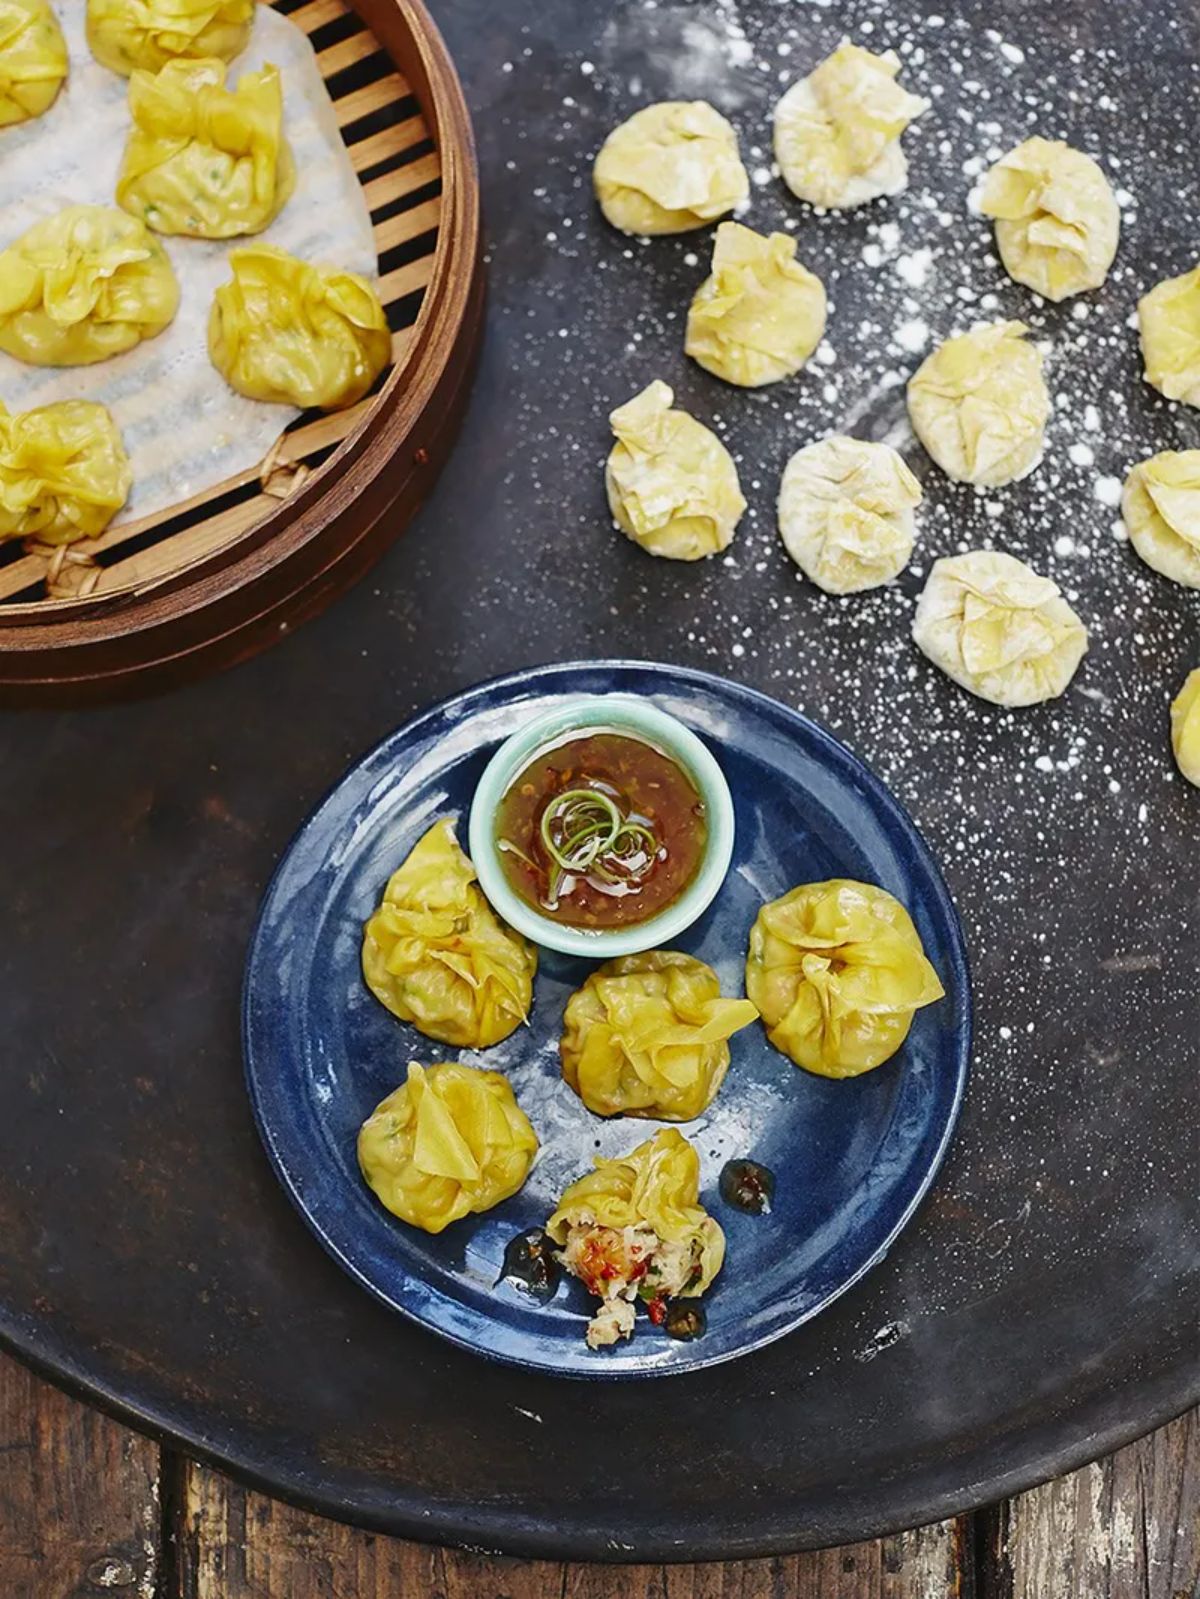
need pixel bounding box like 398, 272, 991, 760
980, 137, 1119, 303
87, 0, 253, 75
1170, 669, 1200, 789
685, 221, 827, 388
0, 0, 67, 127
560, 950, 758, 1122
362, 818, 536, 1050
546, 1127, 724, 1296
0, 204, 180, 368
0, 399, 131, 545
606, 379, 746, 561
778, 434, 921, 594
1121, 451, 1200, 591
117, 57, 295, 239
594, 100, 749, 236
774, 41, 928, 210
358, 1062, 539, 1235
1138, 263, 1200, 408
746, 879, 944, 1078
907, 321, 1049, 487
209, 243, 391, 411
913, 549, 1088, 707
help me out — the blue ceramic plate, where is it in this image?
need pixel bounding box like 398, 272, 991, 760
244, 662, 972, 1378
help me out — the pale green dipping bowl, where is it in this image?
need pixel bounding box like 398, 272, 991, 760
468, 694, 735, 959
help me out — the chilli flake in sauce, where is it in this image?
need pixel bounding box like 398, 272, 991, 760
495, 730, 707, 929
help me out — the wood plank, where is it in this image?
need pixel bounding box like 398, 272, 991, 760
0, 1350, 161, 1597
995, 1408, 1199, 1599
378, 252, 435, 304
316, 30, 380, 77
375, 195, 442, 253
349, 116, 428, 174
287, 0, 352, 34
336, 75, 411, 130
175, 1458, 971, 1598
364, 151, 441, 212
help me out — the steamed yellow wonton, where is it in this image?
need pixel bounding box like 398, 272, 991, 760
547, 1127, 725, 1348
1170, 669, 1200, 789
773, 41, 928, 210
1121, 451, 1200, 591
560, 950, 758, 1122
907, 321, 1049, 487
606, 379, 746, 561
0, 204, 180, 367
87, 0, 254, 76
0, 400, 131, 545
362, 818, 536, 1050
118, 57, 295, 239
209, 244, 392, 411
0, 0, 67, 127
979, 137, 1119, 302
594, 100, 749, 236
1138, 263, 1200, 407
358, 1061, 538, 1235
912, 550, 1088, 707
685, 221, 827, 388
777, 434, 921, 594
746, 879, 944, 1078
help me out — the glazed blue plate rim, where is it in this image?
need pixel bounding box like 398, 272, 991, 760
243, 660, 973, 1380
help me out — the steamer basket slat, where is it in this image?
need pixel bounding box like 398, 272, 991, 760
0, 0, 483, 704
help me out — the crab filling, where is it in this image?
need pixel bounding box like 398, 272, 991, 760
558, 1218, 702, 1348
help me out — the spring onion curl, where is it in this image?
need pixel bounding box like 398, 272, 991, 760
523, 787, 662, 905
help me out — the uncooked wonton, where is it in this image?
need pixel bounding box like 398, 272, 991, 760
773, 41, 928, 210
560, 950, 758, 1122
0, 400, 131, 545
0, 0, 67, 127
362, 818, 537, 1049
118, 57, 295, 239
912, 549, 1088, 707
606, 380, 746, 561
907, 321, 1049, 487
1121, 451, 1200, 590
745, 879, 944, 1077
980, 137, 1119, 302
594, 100, 749, 236
685, 221, 827, 388
0, 204, 180, 367
209, 244, 391, 411
1170, 669, 1200, 788
1138, 263, 1200, 407
358, 1061, 539, 1235
778, 434, 921, 593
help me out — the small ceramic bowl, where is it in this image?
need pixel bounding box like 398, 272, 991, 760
468, 694, 734, 958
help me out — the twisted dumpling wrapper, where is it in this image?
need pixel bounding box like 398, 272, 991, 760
0, 0, 67, 126
1138, 263, 1200, 407
594, 100, 749, 236
1121, 451, 1200, 591
1170, 669, 1200, 789
746, 879, 944, 1078
907, 321, 1049, 487
87, 0, 254, 75
685, 221, 827, 388
547, 1128, 724, 1294
362, 818, 536, 1049
0, 204, 180, 367
979, 137, 1119, 302
118, 57, 295, 239
209, 244, 391, 410
778, 434, 921, 594
0, 399, 131, 545
606, 380, 745, 561
560, 950, 758, 1122
358, 1061, 538, 1235
912, 550, 1088, 707
773, 41, 928, 210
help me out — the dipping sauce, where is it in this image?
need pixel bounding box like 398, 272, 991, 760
719, 1159, 775, 1215
494, 730, 707, 929
497, 1228, 560, 1302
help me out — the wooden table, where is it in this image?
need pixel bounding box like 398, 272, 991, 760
1, 1353, 1194, 1597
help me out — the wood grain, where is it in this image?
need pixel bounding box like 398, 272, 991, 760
0, 1354, 160, 1598
175, 1458, 972, 1598
994, 1409, 1200, 1599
